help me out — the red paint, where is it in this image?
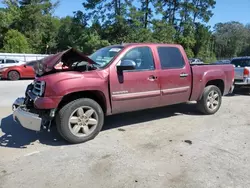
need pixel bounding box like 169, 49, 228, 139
0, 62, 68, 80
33, 43, 234, 116
0, 64, 35, 79
243, 68, 249, 78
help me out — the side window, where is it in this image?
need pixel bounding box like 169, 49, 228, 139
6, 59, 16, 64
157, 47, 185, 69
27, 61, 36, 67
121, 47, 155, 71
0, 59, 4, 64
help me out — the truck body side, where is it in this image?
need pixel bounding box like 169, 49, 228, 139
12, 43, 235, 144
32, 43, 234, 116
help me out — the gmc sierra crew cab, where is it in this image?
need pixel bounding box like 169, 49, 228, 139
12, 43, 235, 144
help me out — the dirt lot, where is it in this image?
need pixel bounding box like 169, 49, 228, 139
1, 80, 250, 188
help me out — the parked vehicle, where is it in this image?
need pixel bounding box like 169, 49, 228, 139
0, 58, 25, 68
189, 58, 204, 64
231, 57, 250, 89
0, 60, 37, 80
214, 59, 231, 64
12, 44, 234, 144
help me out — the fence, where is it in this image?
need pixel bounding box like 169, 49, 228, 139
0, 53, 49, 62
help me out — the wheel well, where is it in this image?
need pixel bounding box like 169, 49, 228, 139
8, 70, 20, 76
57, 90, 107, 114
206, 79, 224, 94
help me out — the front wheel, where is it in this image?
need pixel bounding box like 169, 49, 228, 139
197, 85, 222, 115
8, 70, 20, 80
56, 98, 104, 144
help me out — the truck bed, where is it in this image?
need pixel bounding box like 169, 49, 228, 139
189, 63, 234, 101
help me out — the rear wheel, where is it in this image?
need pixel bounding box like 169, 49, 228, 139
56, 98, 104, 144
197, 85, 222, 115
8, 70, 20, 81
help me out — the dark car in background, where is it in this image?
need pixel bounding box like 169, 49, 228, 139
214, 59, 231, 64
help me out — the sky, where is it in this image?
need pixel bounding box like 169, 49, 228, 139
53, 0, 250, 28
1, 0, 250, 28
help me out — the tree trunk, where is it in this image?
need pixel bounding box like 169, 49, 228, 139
144, 0, 149, 28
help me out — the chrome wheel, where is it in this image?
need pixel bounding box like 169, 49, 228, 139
68, 106, 98, 137
8, 71, 20, 80
206, 90, 219, 111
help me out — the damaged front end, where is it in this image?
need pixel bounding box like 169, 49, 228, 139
33, 47, 97, 77
12, 82, 56, 132
12, 48, 97, 132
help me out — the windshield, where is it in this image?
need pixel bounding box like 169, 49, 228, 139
89, 46, 124, 68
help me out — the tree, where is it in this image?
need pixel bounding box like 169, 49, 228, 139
155, 0, 181, 25
2, 29, 30, 53
17, 0, 60, 53
191, 0, 216, 23
214, 21, 249, 58
0, 1, 21, 48
152, 20, 176, 43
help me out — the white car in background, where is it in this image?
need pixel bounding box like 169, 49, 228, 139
189, 58, 204, 64
0, 58, 25, 68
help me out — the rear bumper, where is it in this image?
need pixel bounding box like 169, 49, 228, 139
234, 78, 250, 88
12, 97, 42, 131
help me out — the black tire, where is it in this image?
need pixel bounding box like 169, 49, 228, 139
197, 85, 222, 115
8, 70, 20, 81
56, 98, 104, 144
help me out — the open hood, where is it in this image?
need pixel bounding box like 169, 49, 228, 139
33, 48, 96, 76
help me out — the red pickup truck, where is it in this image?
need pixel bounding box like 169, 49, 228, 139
12, 43, 234, 144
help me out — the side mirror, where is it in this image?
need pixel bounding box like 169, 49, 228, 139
117, 60, 136, 72
24, 64, 27, 68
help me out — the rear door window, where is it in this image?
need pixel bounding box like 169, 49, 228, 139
157, 47, 185, 69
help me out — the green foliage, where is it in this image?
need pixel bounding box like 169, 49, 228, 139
2, 29, 30, 53
0, 0, 248, 62
80, 31, 110, 54
214, 21, 249, 58
152, 21, 176, 43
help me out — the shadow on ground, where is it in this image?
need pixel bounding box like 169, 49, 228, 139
0, 115, 67, 148
0, 103, 200, 148
225, 88, 250, 97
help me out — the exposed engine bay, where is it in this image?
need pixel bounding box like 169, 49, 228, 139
33, 48, 98, 77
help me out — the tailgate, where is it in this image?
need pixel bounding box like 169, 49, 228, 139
234, 67, 244, 80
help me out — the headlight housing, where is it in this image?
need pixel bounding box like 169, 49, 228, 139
0, 68, 9, 72
32, 80, 46, 96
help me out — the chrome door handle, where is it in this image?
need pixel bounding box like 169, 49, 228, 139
148, 75, 158, 81
180, 73, 188, 78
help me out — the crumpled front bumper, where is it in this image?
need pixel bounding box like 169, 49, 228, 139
12, 97, 42, 131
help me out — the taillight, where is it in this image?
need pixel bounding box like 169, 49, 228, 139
243, 68, 249, 78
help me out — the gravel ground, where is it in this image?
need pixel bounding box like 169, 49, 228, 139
1, 80, 250, 188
